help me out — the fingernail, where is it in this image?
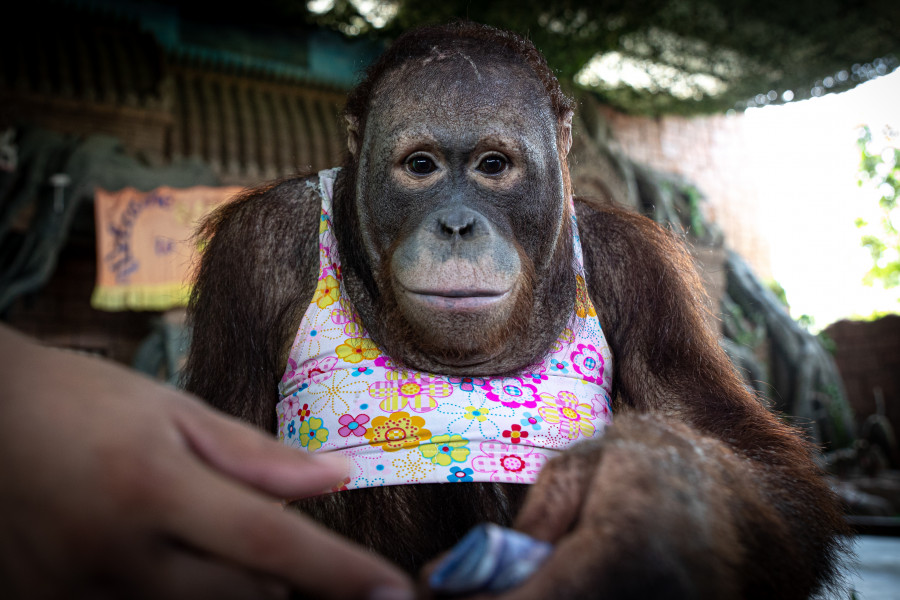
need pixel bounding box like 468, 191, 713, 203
367, 586, 415, 600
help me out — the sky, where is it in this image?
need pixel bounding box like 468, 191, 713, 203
741, 69, 900, 330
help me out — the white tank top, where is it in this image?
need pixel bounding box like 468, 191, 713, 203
277, 168, 613, 491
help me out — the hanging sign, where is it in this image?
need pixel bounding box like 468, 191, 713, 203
92, 185, 243, 311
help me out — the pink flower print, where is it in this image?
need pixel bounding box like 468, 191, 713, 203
338, 413, 370, 437
523, 371, 548, 385
298, 356, 339, 385
448, 376, 486, 392
281, 396, 302, 419
549, 359, 569, 374
282, 357, 299, 383
591, 393, 612, 422
374, 356, 399, 371
522, 361, 548, 385
481, 377, 539, 409
539, 391, 596, 440
321, 261, 341, 282
523, 360, 545, 374
330, 297, 353, 326
332, 298, 366, 337
368, 372, 452, 412
570, 343, 604, 385
471, 441, 548, 483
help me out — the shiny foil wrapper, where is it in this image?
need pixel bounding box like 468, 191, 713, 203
428, 523, 554, 595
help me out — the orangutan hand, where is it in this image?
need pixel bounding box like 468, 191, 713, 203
422, 414, 753, 599
0, 325, 413, 600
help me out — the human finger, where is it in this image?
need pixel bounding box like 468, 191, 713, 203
161, 459, 413, 599
150, 549, 289, 600
170, 395, 349, 501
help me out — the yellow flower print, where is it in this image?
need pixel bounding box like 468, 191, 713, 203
550, 327, 575, 353
538, 391, 595, 440
368, 371, 452, 412
420, 434, 470, 466
298, 416, 329, 452
464, 406, 490, 422
365, 411, 431, 452
392, 451, 437, 482
574, 275, 597, 319
336, 337, 381, 364
313, 275, 340, 309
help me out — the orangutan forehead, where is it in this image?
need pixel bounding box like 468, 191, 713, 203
368, 53, 553, 124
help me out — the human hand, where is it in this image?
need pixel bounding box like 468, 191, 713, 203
0, 325, 413, 599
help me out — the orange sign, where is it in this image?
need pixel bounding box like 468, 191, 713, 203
92, 185, 243, 311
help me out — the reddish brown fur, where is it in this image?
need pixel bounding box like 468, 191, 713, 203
184, 21, 849, 599
572, 197, 849, 596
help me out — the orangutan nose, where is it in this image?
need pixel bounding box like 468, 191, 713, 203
436, 206, 479, 240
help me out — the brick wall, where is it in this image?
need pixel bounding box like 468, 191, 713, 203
597, 106, 773, 279
824, 315, 900, 438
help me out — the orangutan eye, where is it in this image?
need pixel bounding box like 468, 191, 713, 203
406, 154, 437, 175
477, 154, 508, 175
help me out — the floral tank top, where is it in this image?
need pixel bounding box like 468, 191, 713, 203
276, 168, 613, 491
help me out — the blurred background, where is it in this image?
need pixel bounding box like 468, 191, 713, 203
1, 0, 898, 595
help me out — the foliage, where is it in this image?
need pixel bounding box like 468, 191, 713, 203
855, 125, 900, 293
766, 280, 789, 308
300, 0, 899, 116
824, 382, 853, 448
816, 328, 837, 356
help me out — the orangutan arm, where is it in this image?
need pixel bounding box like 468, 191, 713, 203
182, 177, 321, 431
497, 199, 848, 599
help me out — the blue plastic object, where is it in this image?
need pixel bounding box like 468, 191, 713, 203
428, 523, 553, 595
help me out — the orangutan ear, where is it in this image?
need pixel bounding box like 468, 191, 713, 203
346, 115, 360, 158
558, 110, 574, 159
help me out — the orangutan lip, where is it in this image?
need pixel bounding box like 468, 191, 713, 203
405, 289, 510, 311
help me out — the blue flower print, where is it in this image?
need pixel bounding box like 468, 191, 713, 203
351, 366, 373, 377
525, 371, 548, 384
448, 376, 486, 392
520, 411, 543, 431
550, 359, 569, 374
287, 421, 296, 439
447, 466, 474, 483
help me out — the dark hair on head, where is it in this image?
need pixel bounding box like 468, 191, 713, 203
344, 21, 574, 131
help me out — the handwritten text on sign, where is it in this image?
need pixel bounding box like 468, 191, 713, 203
93, 185, 243, 311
